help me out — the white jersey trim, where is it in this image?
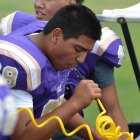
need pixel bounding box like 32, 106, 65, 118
0, 11, 17, 35
92, 27, 119, 56
10, 89, 33, 108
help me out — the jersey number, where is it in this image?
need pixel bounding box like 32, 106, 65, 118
2, 66, 18, 87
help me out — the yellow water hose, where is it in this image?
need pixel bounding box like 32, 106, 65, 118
96, 99, 134, 140
18, 108, 93, 140
17, 98, 134, 140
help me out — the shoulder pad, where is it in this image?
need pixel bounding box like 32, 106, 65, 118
91, 27, 125, 67
0, 11, 36, 35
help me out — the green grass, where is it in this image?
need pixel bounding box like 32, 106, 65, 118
0, 0, 34, 18
0, 0, 140, 127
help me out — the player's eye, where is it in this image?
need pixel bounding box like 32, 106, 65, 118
75, 46, 83, 52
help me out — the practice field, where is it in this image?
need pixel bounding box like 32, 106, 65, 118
0, 0, 140, 127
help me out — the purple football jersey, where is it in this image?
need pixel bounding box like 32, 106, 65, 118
12, 20, 46, 36
0, 11, 37, 35
0, 76, 17, 140
12, 11, 37, 31
0, 34, 70, 118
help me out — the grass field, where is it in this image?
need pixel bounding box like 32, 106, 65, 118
0, 0, 140, 127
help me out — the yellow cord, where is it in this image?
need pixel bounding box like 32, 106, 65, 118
18, 108, 93, 140
17, 99, 134, 140
96, 99, 134, 140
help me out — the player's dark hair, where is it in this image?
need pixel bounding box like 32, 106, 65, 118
43, 4, 101, 41
76, 0, 84, 4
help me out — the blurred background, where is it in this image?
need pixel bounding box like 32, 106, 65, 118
0, 0, 140, 127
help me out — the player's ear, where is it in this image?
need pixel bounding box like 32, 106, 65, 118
52, 28, 63, 44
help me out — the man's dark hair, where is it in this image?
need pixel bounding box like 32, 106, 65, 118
76, 0, 84, 5
43, 4, 101, 41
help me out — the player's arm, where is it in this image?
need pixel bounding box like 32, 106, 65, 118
11, 80, 104, 140
91, 27, 128, 133
100, 83, 129, 133
93, 60, 128, 132
64, 111, 106, 140
91, 60, 129, 140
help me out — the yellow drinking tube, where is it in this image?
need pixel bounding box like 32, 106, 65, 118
17, 98, 134, 140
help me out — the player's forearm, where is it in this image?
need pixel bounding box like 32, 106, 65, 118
101, 84, 129, 132
65, 113, 105, 140
11, 98, 84, 140
107, 109, 129, 140
109, 108, 129, 132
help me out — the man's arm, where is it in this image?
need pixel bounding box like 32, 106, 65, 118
100, 84, 129, 132
11, 80, 105, 140
90, 60, 129, 133
65, 111, 106, 140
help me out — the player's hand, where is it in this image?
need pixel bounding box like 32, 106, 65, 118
72, 80, 101, 109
